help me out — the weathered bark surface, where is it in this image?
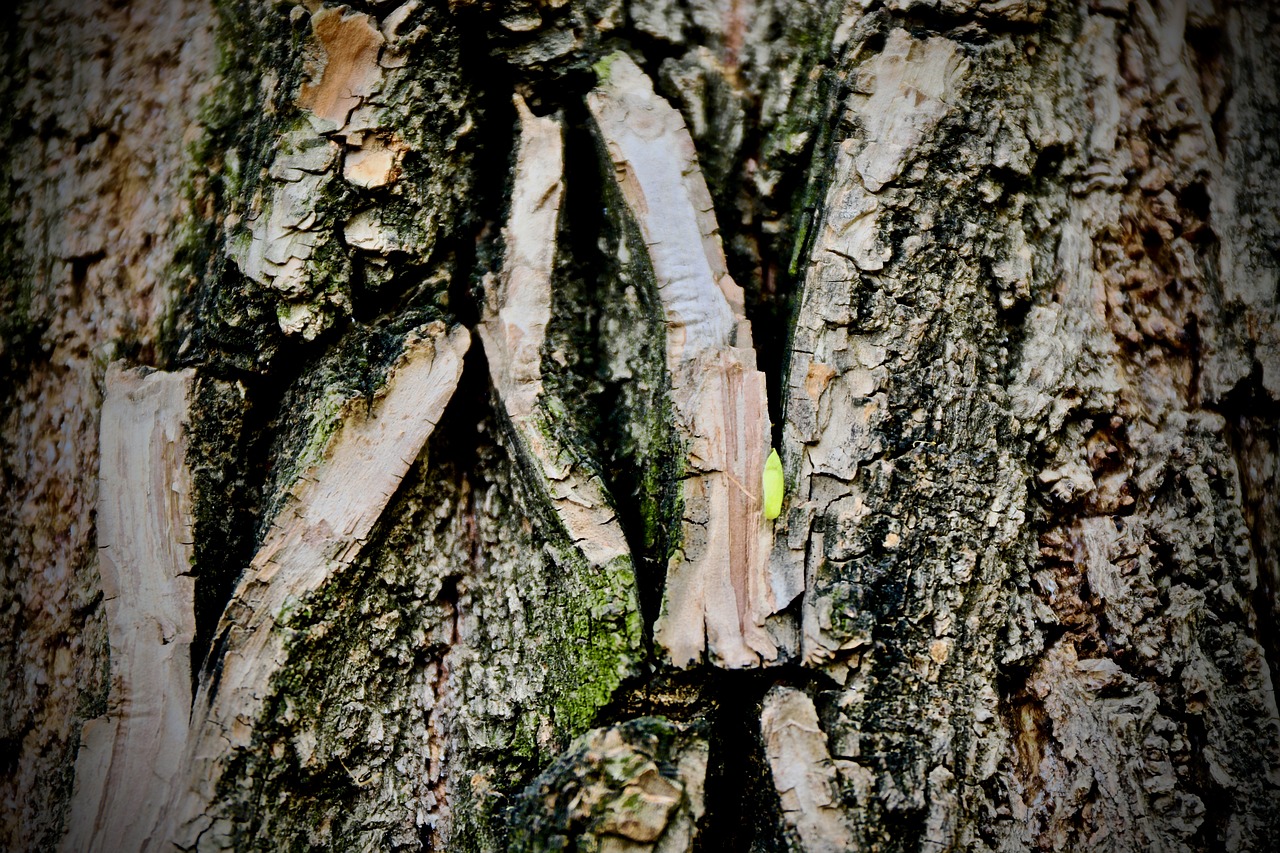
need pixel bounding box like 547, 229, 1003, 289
0, 1, 215, 848
159, 322, 468, 850
508, 716, 710, 852
2, 1, 1278, 852
774, 3, 1280, 847
761, 686, 856, 850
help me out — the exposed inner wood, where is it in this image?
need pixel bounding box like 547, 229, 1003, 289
155, 322, 469, 850
61, 365, 198, 853
477, 97, 631, 569
587, 53, 790, 669
760, 687, 856, 852
0, 2, 216, 844
478, 98, 562, 422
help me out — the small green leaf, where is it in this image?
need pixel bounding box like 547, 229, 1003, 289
763, 448, 784, 520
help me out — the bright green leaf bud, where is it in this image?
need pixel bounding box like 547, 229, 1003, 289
763, 448, 784, 520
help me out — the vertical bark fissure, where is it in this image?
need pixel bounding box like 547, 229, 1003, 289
6, 1, 1280, 850
588, 51, 785, 670
561, 103, 675, 631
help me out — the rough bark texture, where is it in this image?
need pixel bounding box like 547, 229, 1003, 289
2, 1, 1278, 852
159, 322, 468, 851
0, 1, 216, 848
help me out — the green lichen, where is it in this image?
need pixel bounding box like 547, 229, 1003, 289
592, 51, 623, 83
497, 403, 646, 733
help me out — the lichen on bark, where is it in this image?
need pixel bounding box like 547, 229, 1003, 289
4, 1, 1280, 851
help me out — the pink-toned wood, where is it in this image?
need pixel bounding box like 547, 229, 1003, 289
588, 54, 789, 668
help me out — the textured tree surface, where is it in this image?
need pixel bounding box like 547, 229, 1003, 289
2, 0, 1278, 851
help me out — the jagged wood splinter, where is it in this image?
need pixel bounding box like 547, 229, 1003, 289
588, 54, 793, 669
155, 322, 469, 850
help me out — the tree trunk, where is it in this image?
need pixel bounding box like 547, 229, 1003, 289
2, 0, 1278, 850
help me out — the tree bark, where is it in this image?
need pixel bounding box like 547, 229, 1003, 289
2, 0, 1278, 851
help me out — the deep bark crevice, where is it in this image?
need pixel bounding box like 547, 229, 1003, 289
1218, 367, 1280, 688
565, 95, 680, 634
696, 670, 792, 853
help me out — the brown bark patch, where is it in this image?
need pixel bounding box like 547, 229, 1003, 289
298, 8, 385, 128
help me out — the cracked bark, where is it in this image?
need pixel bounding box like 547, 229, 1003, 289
2, 1, 1278, 852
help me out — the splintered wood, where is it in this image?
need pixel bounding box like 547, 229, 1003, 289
157, 323, 468, 850
62, 366, 198, 853
478, 98, 563, 420
588, 54, 789, 669
478, 97, 631, 569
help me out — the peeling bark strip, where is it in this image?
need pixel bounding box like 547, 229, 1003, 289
229, 5, 393, 339
587, 53, 789, 670
479, 98, 565, 423
479, 98, 632, 568
760, 687, 855, 852
156, 322, 469, 850
60, 366, 198, 853
296, 6, 386, 128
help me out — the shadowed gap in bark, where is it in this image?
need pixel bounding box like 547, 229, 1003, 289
1220, 367, 1280, 690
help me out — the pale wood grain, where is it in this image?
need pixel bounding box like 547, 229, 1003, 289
588, 54, 791, 669
62, 365, 197, 853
